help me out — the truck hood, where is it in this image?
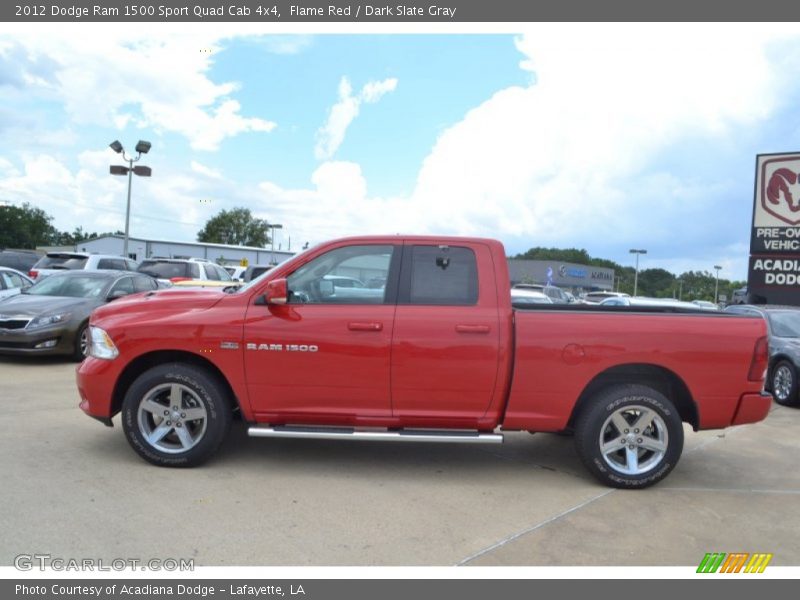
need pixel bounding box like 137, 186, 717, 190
91, 288, 227, 321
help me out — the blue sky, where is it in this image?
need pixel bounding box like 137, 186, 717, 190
2, 24, 800, 280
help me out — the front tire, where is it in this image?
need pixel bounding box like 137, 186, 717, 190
72, 323, 89, 362
574, 384, 684, 489
121, 363, 232, 467
771, 361, 799, 407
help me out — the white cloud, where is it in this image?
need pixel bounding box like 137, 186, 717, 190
0, 25, 278, 151
190, 160, 223, 179
0, 151, 209, 237
314, 76, 398, 160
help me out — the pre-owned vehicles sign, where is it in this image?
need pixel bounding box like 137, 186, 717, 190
749, 153, 800, 305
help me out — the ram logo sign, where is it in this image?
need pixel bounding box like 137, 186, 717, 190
748, 152, 800, 305
696, 552, 772, 574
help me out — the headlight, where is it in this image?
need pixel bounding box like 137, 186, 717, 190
88, 326, 119, 360
27, 312, 71, 330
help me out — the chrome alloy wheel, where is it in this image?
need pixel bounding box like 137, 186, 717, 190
136, 383, 208, 454
598, 405, 668, 476
773, 365, 793, 402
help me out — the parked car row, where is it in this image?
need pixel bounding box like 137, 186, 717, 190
0, 270, 161, 360
0, 252, 261, 360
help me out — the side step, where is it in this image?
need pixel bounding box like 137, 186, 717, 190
248, 425, 503, 444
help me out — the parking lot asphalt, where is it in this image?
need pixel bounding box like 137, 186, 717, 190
1, 357, 798, 567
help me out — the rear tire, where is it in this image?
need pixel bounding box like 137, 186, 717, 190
121, 363, 232, 467
574, 384, 684, 489
771, 361, 799, 407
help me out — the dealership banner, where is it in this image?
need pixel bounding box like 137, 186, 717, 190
748, 153, 800, 305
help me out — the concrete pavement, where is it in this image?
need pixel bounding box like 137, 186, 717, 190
1, 357, 797, 566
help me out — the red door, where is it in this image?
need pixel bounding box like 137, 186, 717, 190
391, 243, 502, 426
244, 244, 399, 424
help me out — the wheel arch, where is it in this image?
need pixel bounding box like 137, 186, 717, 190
111, 350, 240, 417
568, 363, 698, 431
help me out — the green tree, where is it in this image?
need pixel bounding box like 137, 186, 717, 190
197, 207, 271, 247
636, 268, 676, 298
0, 202, 57, 249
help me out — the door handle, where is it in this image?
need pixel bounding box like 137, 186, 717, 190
455, 324, 490, 334
348, 322, 383, 331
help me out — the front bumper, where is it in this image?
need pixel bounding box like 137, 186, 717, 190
77, 356, 124, 423
0, 324, 76, 356
732, 392, 773, 426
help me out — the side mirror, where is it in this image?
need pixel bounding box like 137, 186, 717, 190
264, 278, 288, 305
107, 290, 129, 301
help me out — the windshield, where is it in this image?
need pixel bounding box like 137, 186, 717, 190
768, 311, 800, 338
26, 275, 109, 298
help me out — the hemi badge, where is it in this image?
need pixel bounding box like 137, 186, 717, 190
220, 342, 239, 350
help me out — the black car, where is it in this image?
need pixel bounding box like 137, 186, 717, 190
0, 270, 158, 360
724, 304, 800, 407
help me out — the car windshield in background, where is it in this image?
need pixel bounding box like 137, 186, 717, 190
138, 262, 197, 279
26, 275, 108, 298
768, 311, 800, 338
36, 255, 88, 270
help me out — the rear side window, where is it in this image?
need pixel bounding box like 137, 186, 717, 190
406, 246, 478, 305
35, 255, 88, 270
133, 275, 158, 292
205, 265, 220, 280
97, 258, 127, 270
138, 261, 198, 279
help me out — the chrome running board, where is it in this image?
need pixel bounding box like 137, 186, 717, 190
247, 425, 503, 444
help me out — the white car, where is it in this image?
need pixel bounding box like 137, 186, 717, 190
29, 252, 138, 280
582, 291, 630, 304
0, 267, 34, 300
224, 265, 247, 281
137, 258, 233, 284
511, 289, 554, 305
599, 296, 699, 309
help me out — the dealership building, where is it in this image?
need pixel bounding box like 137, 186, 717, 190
71, 235, 295, 267
508, 259, 615, 292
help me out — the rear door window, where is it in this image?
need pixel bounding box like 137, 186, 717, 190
402, 245, 478, 305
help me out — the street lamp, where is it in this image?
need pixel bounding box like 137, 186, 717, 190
629, 249, 647, 297
714, 265, 722, 304
269, 223, 283, 264
109, 139, 152, 259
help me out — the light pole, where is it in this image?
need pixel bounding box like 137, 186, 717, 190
714, 265, 722, 304
109, 140, 152, 259
629, 249, 647, 297
269, 223, 283, 264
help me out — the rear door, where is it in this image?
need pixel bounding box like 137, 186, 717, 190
390, 243, 502, 424
244, 243, 401, 421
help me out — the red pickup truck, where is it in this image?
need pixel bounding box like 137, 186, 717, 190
77, 236, 771, 488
